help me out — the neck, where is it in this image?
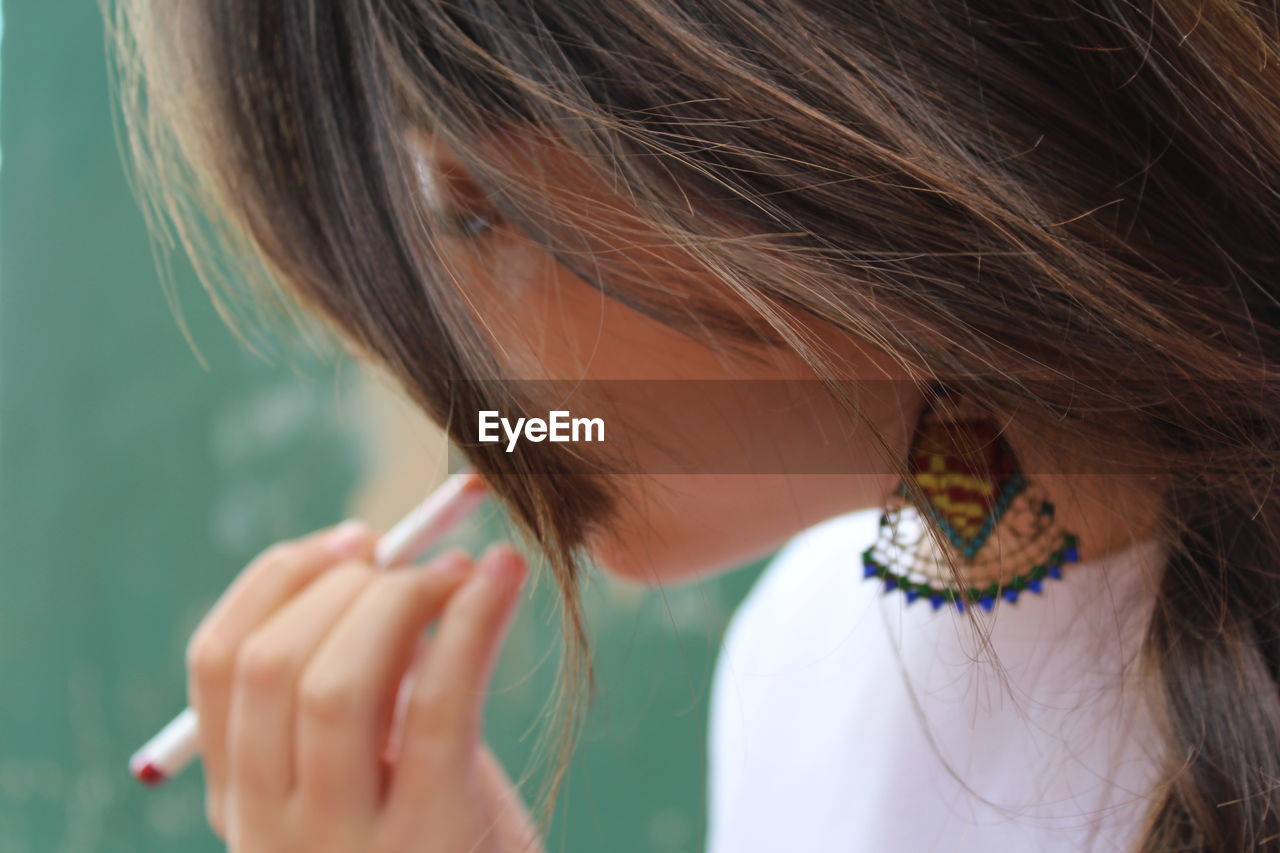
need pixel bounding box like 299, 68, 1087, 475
965, 424, 1168, 587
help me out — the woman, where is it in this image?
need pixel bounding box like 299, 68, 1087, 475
110, 0, 1279, 850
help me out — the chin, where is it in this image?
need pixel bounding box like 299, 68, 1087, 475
584, 532, 738, 589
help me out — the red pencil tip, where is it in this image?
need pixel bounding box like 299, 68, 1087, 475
132, 759, 167, 787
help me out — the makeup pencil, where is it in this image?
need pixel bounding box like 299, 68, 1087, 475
128, 471, 489, 787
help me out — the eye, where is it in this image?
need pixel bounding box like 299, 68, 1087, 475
435, 165, 504, 241
443, 208, 501, 239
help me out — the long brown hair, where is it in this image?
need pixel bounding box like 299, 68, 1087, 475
107, 0, 1280, 848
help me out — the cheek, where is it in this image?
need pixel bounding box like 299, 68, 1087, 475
455, 239, 562, 379
465, 236, 774, 382
456, 240, 916, 580
460, 240, 624, 380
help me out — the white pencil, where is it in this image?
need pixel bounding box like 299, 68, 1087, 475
129, 472, 489, 787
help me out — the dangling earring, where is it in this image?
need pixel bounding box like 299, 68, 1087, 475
860, 381, 1080, 612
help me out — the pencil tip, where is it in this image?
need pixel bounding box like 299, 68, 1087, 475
131, 758, 166, 787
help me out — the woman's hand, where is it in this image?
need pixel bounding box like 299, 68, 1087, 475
184, 520, 544, 852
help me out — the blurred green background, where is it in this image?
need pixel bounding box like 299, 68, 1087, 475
0, 2, 768, 851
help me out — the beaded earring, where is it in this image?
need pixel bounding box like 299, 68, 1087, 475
860, 382, 1080, 612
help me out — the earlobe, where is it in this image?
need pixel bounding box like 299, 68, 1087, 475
861, 382, 1084, 611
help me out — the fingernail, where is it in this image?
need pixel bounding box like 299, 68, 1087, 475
430, 552, 473, 576
323, 519, 369, 555
480, 546, 524, 587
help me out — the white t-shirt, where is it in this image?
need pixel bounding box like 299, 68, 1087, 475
706, 507, 1169, 853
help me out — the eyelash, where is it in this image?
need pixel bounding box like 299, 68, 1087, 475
444, 209, 500, 239
433, 167, 503, 240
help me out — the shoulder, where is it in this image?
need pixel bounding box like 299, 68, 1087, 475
718, 507, 881, 665
706, 506, 884, 833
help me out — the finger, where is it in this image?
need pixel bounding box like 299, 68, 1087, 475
226, 561, 376, 825
382, 633, 432, 769
185, 520, 375, 838
387, 545, 527, 814
293, 552, 474, 817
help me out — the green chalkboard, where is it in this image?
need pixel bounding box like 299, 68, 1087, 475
0, 3, 772, 852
